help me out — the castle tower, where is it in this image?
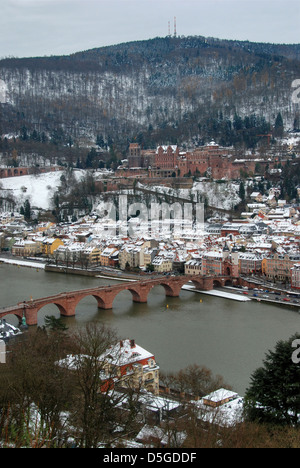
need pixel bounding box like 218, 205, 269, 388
128, 143, 142, 168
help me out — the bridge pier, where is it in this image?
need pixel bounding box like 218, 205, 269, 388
190, 277, 214, 291
24, 307, 39, 326
164, 284, 182, 297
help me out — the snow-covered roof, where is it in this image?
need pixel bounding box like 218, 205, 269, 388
58, 339, 155, 370
104, 339, 155, 366
203, 388, 238, 403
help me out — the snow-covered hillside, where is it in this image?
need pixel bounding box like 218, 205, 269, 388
0, 36, 299, 147
0, 171, 64, 210
1, 170, 242, 215
143, 180, 241, 211
0, 170, 89, 211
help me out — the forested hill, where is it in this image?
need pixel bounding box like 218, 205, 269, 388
0, 35, 300, 150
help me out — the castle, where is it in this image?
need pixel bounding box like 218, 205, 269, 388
125, 141, 277, 180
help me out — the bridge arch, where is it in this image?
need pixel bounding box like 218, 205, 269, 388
213, 279, 223, 288
35, 301, 69, 318
76, 293, 107, 309
35, 303, 62, 324
63, 292, 110, 314
69, 287, 149, 312
181, 277, 214, 291
111, 286, 149, 307
147, 281, 180, 298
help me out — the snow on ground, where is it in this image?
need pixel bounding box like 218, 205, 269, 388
1, 171, 241, 214
192, 180, 241, 210
182, 285, 251, 302
0, 257, 46, 269
280, 133, 300, 147
144, 179, 241, 211
0, 170, 85, 210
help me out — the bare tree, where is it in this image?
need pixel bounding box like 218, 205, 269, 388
160, 364, 231, 400
0, 328, 74, 447
66, 323, 142, 448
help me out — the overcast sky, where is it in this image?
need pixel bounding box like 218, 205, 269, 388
1, 0, 299, 58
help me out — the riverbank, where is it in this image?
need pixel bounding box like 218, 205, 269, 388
0, 257, 46, 269
44, 264, 146, 281
182, 285, 251, 302
1, 256, 300, 310
0, 256, 142, 280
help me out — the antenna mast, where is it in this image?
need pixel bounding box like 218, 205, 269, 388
174, 16, 177, 37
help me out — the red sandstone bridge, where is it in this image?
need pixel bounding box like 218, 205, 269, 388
0, 275, 237, 326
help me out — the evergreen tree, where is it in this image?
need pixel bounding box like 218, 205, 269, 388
244, 334, 300, 426
44, 315, 68, 332
96, 134, 105, 148
24, 199, 31, 221
20, 126, 28, 141
274, 112, 284, 138
239, 181, 245, 201
293, 114, 300, 132
85, 148, 97, 168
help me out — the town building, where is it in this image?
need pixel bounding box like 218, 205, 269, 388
100, 247, 118, 266
290, 263, 300, 289
151, 255, 173, 273
82, 246, 101, 266
262, 252, 300, 282
42, 237, 64, 257
201, 243, 239, 278
11, 239, 41, 257
118, 244, 141, 270
184, 258, 202, 275
239, 252, 262, 275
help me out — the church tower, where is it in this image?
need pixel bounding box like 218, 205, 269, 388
222, 242, 230, 261
231, 244, 239, 278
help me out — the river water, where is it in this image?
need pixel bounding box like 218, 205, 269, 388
1, 262, 299, 395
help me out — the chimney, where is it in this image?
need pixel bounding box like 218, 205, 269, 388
130, 339, 135, 348
120, 340, 123, 347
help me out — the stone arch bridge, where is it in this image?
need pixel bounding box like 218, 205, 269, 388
0, 275, 236, 326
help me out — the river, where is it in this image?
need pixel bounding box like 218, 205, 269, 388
1, 262, 299, 395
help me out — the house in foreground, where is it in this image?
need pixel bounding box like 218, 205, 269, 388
101, 339, 160, 395
191, 388, 244, 427
58, 339, 160, 395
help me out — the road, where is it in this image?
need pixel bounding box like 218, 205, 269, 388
223, 284, 300, 309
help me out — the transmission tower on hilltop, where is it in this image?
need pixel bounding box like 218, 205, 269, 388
167, 17, 177, 38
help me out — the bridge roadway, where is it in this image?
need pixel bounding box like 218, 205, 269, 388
0, 274, 236, 326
